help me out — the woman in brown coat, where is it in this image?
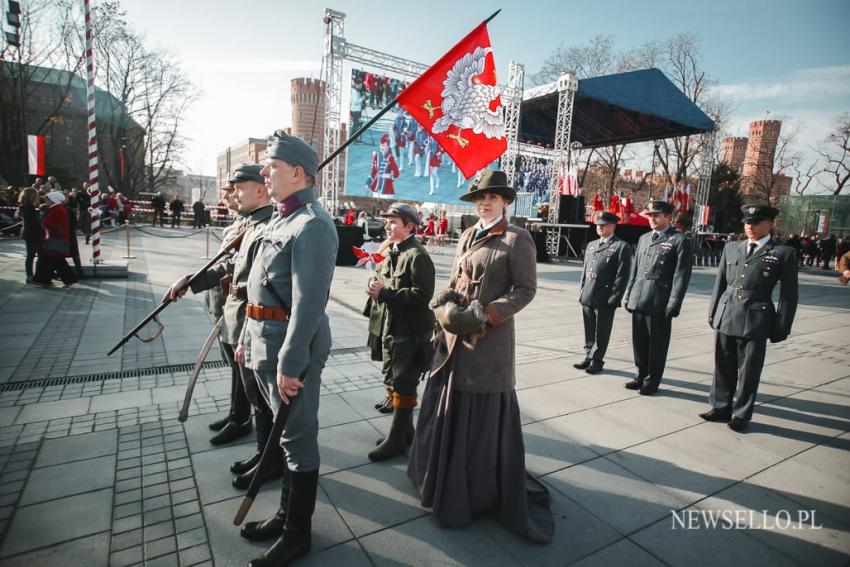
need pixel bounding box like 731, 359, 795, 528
408, 170, 553, 542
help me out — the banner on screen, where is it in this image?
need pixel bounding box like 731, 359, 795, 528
345, 68, 495, 205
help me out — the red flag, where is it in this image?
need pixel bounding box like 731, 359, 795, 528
397, 22, 506, 178
119, 147, 125, 179
27, 135, 45, 176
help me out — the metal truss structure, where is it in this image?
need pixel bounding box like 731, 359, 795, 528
546, 71, 578, 255
320, 8, 426, 210
502, 61, 525, 188
321, 9, 345, 210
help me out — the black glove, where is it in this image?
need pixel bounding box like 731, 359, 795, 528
608, 296, 621, 308
622, 299, 632, 313
665, 301, 681, 318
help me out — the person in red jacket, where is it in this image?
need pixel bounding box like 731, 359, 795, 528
608, 193, 621, 215
592, 192, 604, 220
31, 191, 77, 287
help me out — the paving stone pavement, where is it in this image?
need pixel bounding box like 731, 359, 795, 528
0, 229, 848, 566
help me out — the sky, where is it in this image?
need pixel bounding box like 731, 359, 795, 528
110, 0, 849, 186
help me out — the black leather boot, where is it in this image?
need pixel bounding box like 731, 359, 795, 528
233, 406, 273, 474
209, 418, 252, 445
231, 451, 261, 475
368, 408, 413, 462
233, 460, 285, 489
209, 415, 230, 432
240, 467, 290, 542
248, 470, 318, 566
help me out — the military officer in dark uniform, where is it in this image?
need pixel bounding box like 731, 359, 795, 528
623, 200, 693, 394
574, 211, 632, 374
235, 132, 338, 566
365, 202, 435, 461
701, 205, 798, 431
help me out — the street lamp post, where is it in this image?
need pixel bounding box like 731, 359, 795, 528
5, 0, 27, 181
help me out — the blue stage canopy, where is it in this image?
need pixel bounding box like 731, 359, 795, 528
519, 68, 715, 148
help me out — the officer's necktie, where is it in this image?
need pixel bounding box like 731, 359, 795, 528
747, 242, 757, 259
651, 232, 660, 242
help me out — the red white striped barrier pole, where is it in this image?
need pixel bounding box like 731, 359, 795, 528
84, 0, 101, 264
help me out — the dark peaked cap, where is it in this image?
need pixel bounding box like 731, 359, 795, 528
266, 130, 319, 177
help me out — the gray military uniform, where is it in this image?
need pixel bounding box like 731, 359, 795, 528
241, 188, 338, 471
707, 239, 798, 420
624, 227, 693, 387
579, 235, 632, 363
190, 204, 274, 405
202, 216, 245, 318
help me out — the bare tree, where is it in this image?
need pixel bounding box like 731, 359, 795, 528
60, 0, 198, 195
0, 0, 80, 184
817, 113, 850, 195
618, 34, 730, 188
1, 1, 196, 193
789, 152, 820, 195
531, 35, 615, 86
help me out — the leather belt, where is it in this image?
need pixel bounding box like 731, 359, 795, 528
245, 303, 289, 321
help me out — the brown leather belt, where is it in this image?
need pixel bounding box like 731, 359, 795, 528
246, 303, 289, 321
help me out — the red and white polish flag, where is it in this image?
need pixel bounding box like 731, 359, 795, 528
397, 21, 507, 178
28, 135, 45, 176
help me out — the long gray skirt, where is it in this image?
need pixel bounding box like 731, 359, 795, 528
407, 368, 554, 543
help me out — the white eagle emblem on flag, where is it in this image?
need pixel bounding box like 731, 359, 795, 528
423, 46, 505, 148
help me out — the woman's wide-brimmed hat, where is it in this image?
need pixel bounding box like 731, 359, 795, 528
459, 170, 517, 204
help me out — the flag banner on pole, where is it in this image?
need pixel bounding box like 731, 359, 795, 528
27, 135, 45, 176
397, 22, 506, 178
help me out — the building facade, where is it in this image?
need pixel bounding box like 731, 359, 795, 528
216, 138, 268, 189
0, 63, 144, 192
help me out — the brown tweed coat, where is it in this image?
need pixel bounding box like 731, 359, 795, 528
431, 218, 537, 394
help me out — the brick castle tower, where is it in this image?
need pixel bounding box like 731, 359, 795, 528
721, 137, 748, 172
290, 78, 327, 185
740, 120, 782, 203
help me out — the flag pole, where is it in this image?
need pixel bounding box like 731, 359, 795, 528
316, 9, 502, 173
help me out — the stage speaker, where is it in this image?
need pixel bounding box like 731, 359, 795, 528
558, 196, 585, 224
335, 225, 364, 266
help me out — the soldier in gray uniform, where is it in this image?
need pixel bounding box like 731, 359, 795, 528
623, 200, 693, 395
166, 164, 282, 486
204, 182, 247, 435
575, 211, 632, 374
235, 131, 338, 567
701, 205, 798, 431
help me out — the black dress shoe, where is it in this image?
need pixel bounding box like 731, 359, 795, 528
231, 451, 261, 474
728, 417, 748, 432
376, 396, 394, 414
233, 461, 284, 490
210, 419, 252, 445
624, 378, 644, 390
639, 383, 659, 395
209, 415, 230, 432
374, 394, 391, 410
241, 512, 286, 542
699, 408, 732, 422
584, 361, 604, 375
573, 359, 591, 370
